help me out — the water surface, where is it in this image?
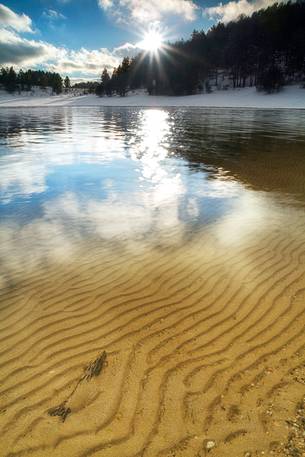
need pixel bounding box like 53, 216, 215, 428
0, 107, 305, 457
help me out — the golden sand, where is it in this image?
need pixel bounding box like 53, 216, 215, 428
1, 199, 305, 457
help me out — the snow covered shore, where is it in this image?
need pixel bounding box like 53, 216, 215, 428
0, 85, 304, 109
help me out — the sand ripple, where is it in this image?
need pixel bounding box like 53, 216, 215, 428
1, 206, 305, 457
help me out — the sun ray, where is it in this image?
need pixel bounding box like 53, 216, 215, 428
138, 30, 164, 53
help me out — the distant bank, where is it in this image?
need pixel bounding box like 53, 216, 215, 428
0, 86, 304, 109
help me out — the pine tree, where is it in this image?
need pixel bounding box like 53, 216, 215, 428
257, 64, 284, 93
101, 68, 111, 96
64, 76, 71, 89
51, 74, 63, 94
6, 67, 17, 93
116, 57, 130, 96
95, 68, 111, 97
101, 68, 110, 86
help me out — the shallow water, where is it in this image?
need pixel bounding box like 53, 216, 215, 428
0, 107, 305, 457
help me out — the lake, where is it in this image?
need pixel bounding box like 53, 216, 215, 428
0, 107, 305, 457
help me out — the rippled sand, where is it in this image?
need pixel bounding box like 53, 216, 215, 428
0, 108, 305, 457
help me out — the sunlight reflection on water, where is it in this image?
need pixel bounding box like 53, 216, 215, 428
0, 107, 305, 286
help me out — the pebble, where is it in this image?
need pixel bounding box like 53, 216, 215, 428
244, 453, 252, 457
206, 440, 216, 450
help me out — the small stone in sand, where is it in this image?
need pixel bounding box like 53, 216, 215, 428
206, 440, 216, 450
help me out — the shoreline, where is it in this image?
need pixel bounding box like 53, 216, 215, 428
0, 85, 304, 109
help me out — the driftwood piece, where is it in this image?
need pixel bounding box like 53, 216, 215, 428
47, 351, 107, 422
82, 351, 107, 381
48, 403, 71, 422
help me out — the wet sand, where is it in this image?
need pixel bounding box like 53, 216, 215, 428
1, 205, 305, 457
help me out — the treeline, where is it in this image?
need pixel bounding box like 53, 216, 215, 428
73, 81, 99, 93
96, 0, 305, 96
0, 67, 71, 94
96, 58, 131, 97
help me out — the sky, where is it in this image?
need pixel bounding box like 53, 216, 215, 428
0, 0, 279, 81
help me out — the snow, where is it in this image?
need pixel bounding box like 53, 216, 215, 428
0, 85, 304, 109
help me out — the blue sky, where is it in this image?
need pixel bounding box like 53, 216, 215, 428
5, 0, 217, 49
0, 0, 275, 80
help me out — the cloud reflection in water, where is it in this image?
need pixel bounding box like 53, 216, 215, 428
1, 106, 284, 285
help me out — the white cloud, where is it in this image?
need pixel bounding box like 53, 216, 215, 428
48, 47, 120, 76
0, 3, 33, 33
0, 3, 147, 78
114, 42, 138, 52
0, 4, 54, 66
98, 0, 198, 23
42, 9, 66, 21
204, 0, 280, 23
0, 24, 124, 76
99, 0, 113, 9
0, 3, 121, 77
0, 28, 121, 76
0, 28, 60, 66
113, 42, 141, 58
0, 29, 120, 75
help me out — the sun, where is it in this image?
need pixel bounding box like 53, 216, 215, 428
139, 30, 163, 53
